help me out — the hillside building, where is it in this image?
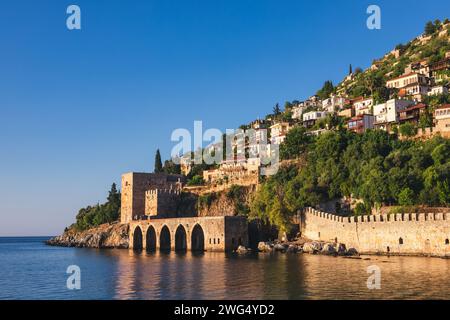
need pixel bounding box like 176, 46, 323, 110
302, 111, 327, 128
353, 97, 373, 116
434, 104, 450, 137
347, 114, 374, 134
373, 99, 415, 131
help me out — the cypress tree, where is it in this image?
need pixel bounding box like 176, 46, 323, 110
273, 103, 281, 115
154, 149, 163, 173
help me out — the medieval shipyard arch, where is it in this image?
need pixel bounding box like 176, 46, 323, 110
146, 225, 157, 252
191, 224, 205, 252
121, 171, 249, 252
129, 216, 248, 252
132, 226, 143, 250
175, 225, 187, 251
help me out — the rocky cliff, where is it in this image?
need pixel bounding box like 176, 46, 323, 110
46, 222, 129, 249
197, 185, 254, 217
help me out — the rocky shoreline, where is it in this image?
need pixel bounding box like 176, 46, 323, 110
46, 223, 360, 257
46, 222, 129, 249
236, 239, 360, 257
240, 240, 450, 259
47, 226, 450, 259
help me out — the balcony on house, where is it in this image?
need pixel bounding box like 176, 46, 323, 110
398, 103, 427, 124
347, 114, 374, 134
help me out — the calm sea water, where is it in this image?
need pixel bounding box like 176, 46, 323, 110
1, 237, 450, 300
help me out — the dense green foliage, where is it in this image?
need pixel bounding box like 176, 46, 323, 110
226, 185, 251, 216
250, 130, 450, 232
197, 192, 217, 209
316, 80, 335, 100
312, 113, 346, 131
74, 184, 121, 231
344, 68, 391, 100
424, 20, 440, 35
250, 165, 299, 232
425, 21, 436, 35
337, 20, 450, 100
423, 93, 450, 109
280, 126, 312, 160
399, 122, 417, 137
187, 175, 205, 186
162, 159, 181, 175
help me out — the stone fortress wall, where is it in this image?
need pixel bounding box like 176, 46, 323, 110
145, 188, 181, 218
301, 207, 450, 257
129, 216, 248, 252
121, 172, 249, 252
121, 172, 185, 223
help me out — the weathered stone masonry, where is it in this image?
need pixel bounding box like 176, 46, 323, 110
301, 207, 450, 257
129, 216, 248, 252
145, 189, 181, 218
121, 172, 185, 223
121, 172, 249, 252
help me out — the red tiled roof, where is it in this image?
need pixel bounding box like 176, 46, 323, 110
402, 103, 427, 112
387, 72, 419, 82
412, 59, 428, 66
351, 96, 372, 103
402, 82, 428, 89
351, 96, 364, 102
348, 114, 373, 121
435, 104, 450, 110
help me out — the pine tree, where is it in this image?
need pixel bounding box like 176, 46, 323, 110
273, 103, 281, 115
349, 64, 353, 75
154, 149, 163, 173
107, 183, 121, 220
317, 80, 334, 100
107, 183, 118, 202
424, 21, 436, 35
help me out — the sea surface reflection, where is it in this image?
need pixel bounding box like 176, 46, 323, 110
1, 237, 450, 300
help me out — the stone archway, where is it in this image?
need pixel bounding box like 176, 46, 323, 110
146, 225, 156, 252
175, 225, 187, 252
160, 225, 171, 251
191, 224, 205, 252
133, 226, 143, 250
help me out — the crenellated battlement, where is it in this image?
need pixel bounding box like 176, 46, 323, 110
120, 172, 185, 223
144, 187, 181, 218
305, 207, 449, 223
145, 188, 181, 196
302, 207, 450, 257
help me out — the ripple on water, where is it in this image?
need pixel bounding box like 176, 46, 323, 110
1, 238, 450, 299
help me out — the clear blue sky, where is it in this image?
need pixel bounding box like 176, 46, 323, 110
1, 0, 449, 236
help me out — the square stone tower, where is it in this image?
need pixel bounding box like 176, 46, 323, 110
120, 172, 184, 223
145, 189, 181, 218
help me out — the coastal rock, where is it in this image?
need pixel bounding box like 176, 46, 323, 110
274, 243, 286, 252
302, 242, 322, 254
258, 242, 273, 252
236, 245, 249, 253
346, 248, 359, 256
46, 223, 129, 249
287, 244, 298, 253
337, 243, 347, 256
321, 243, 337, 255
